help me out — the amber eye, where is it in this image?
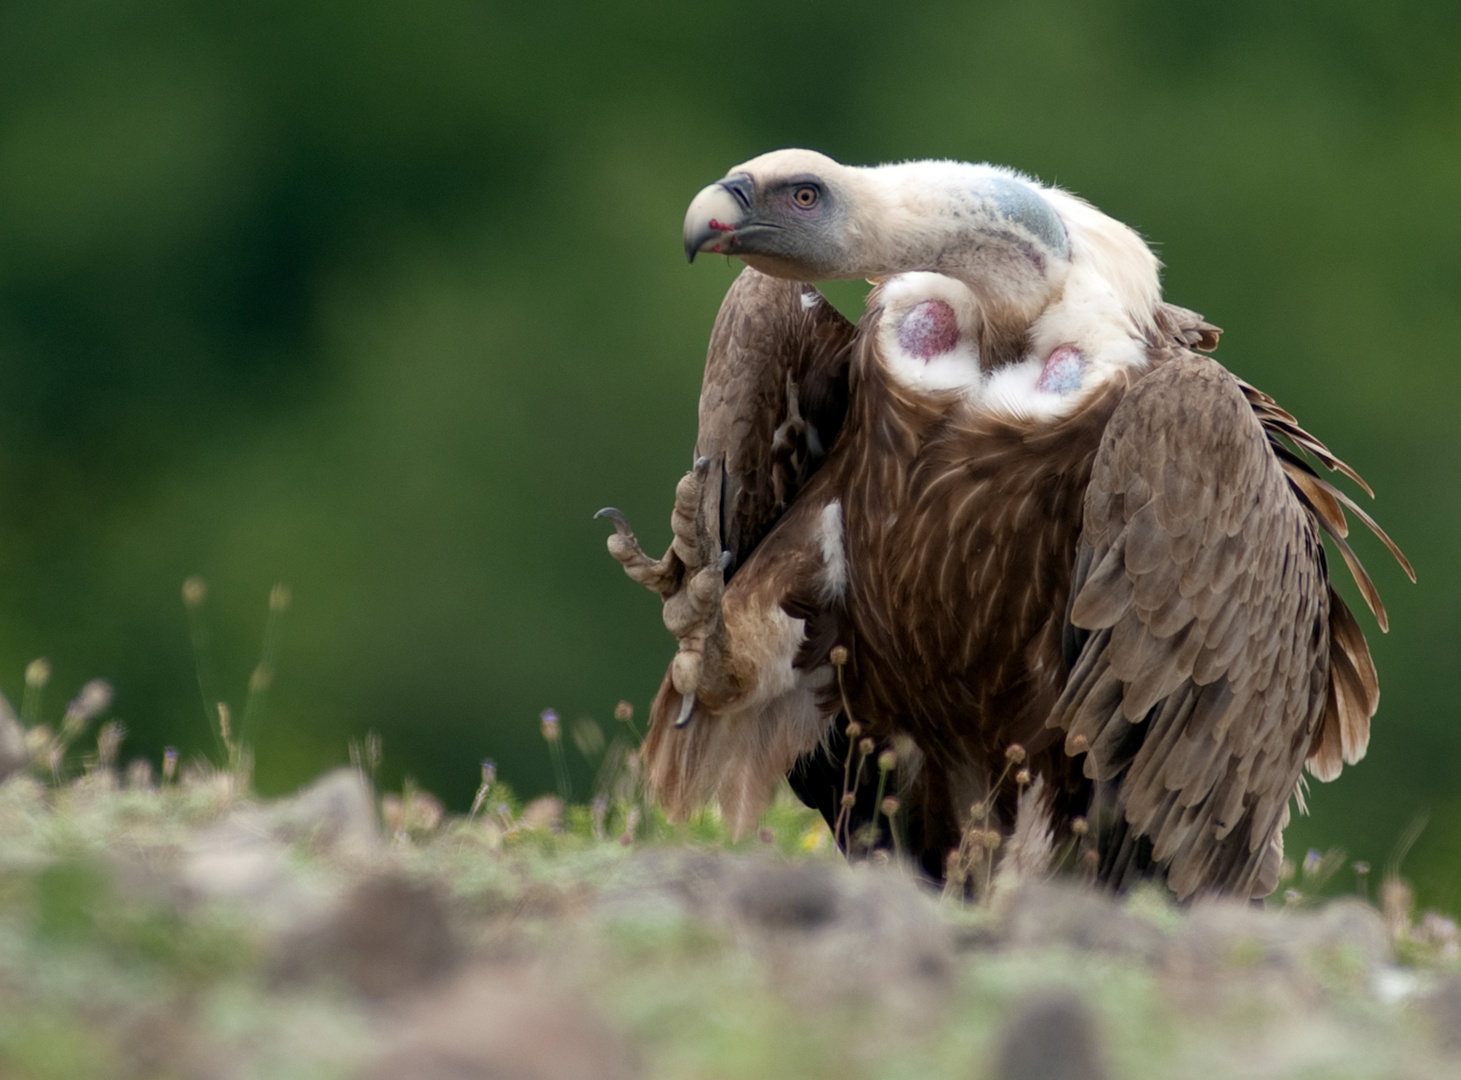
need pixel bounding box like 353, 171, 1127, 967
792, 184, 819, 208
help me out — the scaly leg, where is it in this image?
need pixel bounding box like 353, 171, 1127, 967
600, 458, 733, 725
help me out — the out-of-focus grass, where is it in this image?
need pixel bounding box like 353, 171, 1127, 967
0, 706, 1458, 1079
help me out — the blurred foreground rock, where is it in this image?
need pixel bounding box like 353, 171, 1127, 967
273, 873, 459, 999
993, 990, 1110, 1080
357, 967, 641, 1080
1, 765, 1457, 1080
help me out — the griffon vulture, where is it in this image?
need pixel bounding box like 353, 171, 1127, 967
600, 150, 1411, 900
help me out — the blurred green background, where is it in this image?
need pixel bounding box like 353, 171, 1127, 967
0, 1, 1455, 900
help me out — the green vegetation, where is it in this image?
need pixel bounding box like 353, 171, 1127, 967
0, 715, 1458, 1080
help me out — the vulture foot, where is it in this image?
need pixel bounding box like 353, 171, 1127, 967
661, 458, 734, 724
596, 507, 682, 598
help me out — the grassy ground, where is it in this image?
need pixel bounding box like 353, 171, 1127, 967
1, 710, 1460, 1080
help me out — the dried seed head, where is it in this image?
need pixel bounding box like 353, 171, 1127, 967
1382, 879, 1414, 927
1070, 816, 1089, 837
981, 830, 1001, 852
880, 796, 900, 817
572, 718, 605, 756
969, 802, 987, 822
64, 679, 113, 728
841, 792, 856, 808
1004, 743, 1026, 764
858, 737, 875, 757
25, 658, 51, 690
540, 709, 560, 741
125, 758, 154, 790
380, 793, 404, 834
845, 720, 862, 739
181, 576, 207, 609
96, 721, 125, 768
407, 790, 444, 834
1082, 848, 1099, 869
1302, 849, 1323, 879
613, 700, 633, 723
829, 645, 849, 667
1015, 768, 1031, 786
877, 749, 897, 772
1069, 733, 1090, 754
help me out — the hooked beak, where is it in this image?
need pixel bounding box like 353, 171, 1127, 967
683, 173, 754, 262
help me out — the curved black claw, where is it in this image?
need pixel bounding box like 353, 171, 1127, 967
594, 507, 634, 535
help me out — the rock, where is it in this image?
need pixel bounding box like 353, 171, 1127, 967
270, 767, 379, 855
731, 860, 840, 931
1418, 973, 1461, 1052
999, 880, 1168, 963
357, 966, 641, 1080
992, 990, 1110, 1080
1163, 896, 1391, 1015
597, 853, 953, 1026
274, 873, 459, 999
722, 858, 953, 1024
181, 806, 297, 908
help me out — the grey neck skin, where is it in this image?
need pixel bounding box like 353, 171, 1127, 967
837, 164, 1074, 328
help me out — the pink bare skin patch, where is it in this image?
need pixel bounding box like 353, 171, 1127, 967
896, 300, 960, 361
1036, 344, 1085, 394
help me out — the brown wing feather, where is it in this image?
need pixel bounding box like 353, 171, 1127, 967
640, 269, 856, 832
695, 267, 857, 574
1049, 353, 1360, 900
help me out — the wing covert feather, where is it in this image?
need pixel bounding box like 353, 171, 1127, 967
694, 268, 857, 575
1048, 353, 1369, 899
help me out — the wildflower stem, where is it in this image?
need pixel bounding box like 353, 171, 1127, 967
240, 582, 291, 750
542, 710, 572, 803
830, 648, 859, 850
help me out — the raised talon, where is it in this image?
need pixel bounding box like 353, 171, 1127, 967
597, 506, 680, 597
602, 459, 735, 720
594, 506, 632, 532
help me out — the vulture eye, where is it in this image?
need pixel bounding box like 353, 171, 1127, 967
792, 184, 819, 209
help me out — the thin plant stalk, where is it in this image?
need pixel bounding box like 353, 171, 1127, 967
542, 710, 572, 803
239, 583, 291, 750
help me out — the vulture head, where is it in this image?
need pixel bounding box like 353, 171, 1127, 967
687, 149, 1163, 405
687, 149, 1088, 330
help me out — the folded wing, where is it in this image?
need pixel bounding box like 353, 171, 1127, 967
1048, 352, 1406, 899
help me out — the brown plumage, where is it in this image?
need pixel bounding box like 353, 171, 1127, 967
604, 151, 1412, 899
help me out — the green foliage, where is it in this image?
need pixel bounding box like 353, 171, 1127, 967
0, 2, 1454, 906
